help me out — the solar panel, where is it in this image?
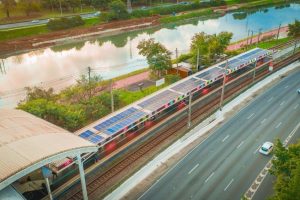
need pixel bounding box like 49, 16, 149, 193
196, 67, 225, 82
137, 90, 181, 111
103, 110, 148, 135
89, 134, 104, 144
79, 130, 94, 139
94, 107, 138, 131
238, 48, 262, 60
171, 78, 206, 93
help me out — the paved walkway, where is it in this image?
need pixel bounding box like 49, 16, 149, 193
113, 71, 150, 89
227, 26, 289, 51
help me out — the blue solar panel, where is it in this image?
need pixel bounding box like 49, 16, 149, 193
103, 110, 147, 135
94, 107, 138, 131
171, 78, 206, 94
137, 90, 181, 111
79, 130, 94, 139
89, 134, 104, 144
238, 48, 262, 60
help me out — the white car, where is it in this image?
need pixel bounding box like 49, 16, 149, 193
31, 20, 40, 23
259, 142, 274, 155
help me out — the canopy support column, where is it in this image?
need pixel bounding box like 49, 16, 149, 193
77, 154, 88, 200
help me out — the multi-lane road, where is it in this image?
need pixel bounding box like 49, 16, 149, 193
0, 13, 97, 30
139, 67, 300, 200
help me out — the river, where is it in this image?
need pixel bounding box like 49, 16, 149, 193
0, 3, 300, 108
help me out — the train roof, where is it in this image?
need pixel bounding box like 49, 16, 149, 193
75, 48, 272, 146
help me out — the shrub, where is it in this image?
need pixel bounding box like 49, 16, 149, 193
165, 74, 181, 84
47, 16, 85, 31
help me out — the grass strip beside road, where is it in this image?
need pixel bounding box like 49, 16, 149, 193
0, 25, 49, 41
159, 8, 214, 24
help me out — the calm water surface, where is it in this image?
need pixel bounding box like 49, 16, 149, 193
1, 3, 300, 107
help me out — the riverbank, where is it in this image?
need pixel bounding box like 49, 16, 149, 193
0, 0, 297, 57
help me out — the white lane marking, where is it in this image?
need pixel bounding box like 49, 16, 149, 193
205, 172, 215, 183
285, 85, 289, 88
188, 163, 199, 175
294, 104, 299, 109
275, 122, 282, 129
280, 101, 285, 106
267, 97, 273, 102
245, 121, 300, 200
247, 113, 255, 119
261, 118, 266, 124
253, 146, 261, 154
222, 135, 230, 142
224, 179, 234, 191
237, 141, 244, 149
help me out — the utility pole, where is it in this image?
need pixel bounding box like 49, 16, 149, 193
219, 60, 228, 111
196, 48, 200, 71
87, 66, 91, 98
256, 29, 262, 47
176, 48, 179, 75
293, 40, 298, 55
246, 29, 250, 48
249, 30, 254, 46
276, 23, 281, 40
110, 79, 114, 113
127, 0, 132, 13
188, 92, 192, 128
59, 0, 62, 16
253, 61, 258, 82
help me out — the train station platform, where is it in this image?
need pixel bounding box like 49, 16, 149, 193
0, 109, 98, 200
105, 60, 300, 200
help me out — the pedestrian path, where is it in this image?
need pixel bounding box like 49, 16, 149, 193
227, 26, 289, 51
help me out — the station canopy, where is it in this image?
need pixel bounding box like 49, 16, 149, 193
76, 48, 272, 146
0, 109, 98, 191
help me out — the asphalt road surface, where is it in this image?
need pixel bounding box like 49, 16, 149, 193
0, 13, 96, 30
139, 67, 300, 200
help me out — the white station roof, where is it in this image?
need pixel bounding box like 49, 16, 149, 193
0, 109, 98, 191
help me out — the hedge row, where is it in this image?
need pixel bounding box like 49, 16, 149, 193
47, 16, 85, 31
131, 1, 226, 18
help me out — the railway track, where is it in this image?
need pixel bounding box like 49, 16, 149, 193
60, 52, 300, 200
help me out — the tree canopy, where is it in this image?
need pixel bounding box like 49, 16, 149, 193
1, 0, 16, 18
288, 20, 300, 38
108, 0, 129, 20
190, 31, 232, 66
137, 38, 172, 78
269, 139, 300, 200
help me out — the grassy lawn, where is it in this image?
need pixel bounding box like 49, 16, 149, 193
0, 25, 49, 41
0, 7, 96, 25
159, 8, 214, 23
248, 37, 292, 49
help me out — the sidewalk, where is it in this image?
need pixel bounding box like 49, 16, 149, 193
104, 61, 300, 200
227, 26, 289, 51
113, 71, 150, 89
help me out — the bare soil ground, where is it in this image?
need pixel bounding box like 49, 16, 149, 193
0, 16, 160, 56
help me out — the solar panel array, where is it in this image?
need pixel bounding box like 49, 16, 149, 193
138, 90, 181, 111
196, 67, 225, 82
76, 48, 272, 146
171, 78, 206, 94
79, 130, 104, 144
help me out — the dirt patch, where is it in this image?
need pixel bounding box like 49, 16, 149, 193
0, 16, 160, 57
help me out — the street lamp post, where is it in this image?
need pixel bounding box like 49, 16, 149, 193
252, 60, 258, 82
188, 92, 192, 128
219, 60, 228, 111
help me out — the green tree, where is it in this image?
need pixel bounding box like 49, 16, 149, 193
18, 0, 41, 16
269, 139, 300, 200
18, 98, 85, 131
288, 20, 300, 38
23, 86, 55, 102
1, 0, 16, 18
91, 0, 111, 9
190, 31, 232, 66
108, 0, 128, 20
137, 38, 172, 78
